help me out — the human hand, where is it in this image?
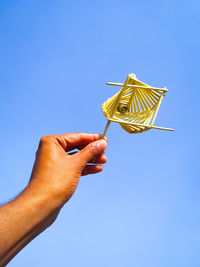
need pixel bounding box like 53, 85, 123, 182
0, 133, 107, 265
28, 133, 107, 208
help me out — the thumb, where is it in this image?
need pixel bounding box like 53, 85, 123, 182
76, 139, 107, 165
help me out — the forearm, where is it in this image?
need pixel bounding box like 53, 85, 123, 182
0, 187, 59, 266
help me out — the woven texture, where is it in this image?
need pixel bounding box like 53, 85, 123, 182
102, 73, 166, 134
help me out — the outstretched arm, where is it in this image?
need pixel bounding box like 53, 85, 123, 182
0, 133, 107, 266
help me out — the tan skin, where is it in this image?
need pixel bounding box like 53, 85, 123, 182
0, 133, 107, 266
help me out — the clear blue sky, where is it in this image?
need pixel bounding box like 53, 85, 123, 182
0, 0, 199, 266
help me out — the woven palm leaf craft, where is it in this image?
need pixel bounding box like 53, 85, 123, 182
102, 73, 174, 137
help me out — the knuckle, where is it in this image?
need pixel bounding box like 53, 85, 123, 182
72, 132, 81, 138
77, 132, 84, 140
40, 135, 52, 145
88, 143, 97, 157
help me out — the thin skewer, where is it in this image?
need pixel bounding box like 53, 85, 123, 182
150, 125, 174, 131
102, 120, 111, 138
109, 118, 174, 131
106, 82, 168, 92
102, 118, 174, 139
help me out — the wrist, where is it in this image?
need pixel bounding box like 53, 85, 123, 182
23, 182, 66, 215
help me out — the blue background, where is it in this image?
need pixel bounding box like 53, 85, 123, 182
0, 0, 199, 266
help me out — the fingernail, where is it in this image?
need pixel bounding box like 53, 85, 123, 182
95, 139, 107, 153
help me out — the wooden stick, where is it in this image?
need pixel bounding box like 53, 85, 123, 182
150, 125, 174, 131
106, 82, 168, 92
102, 120, 111, 138
109, 118, 174, 131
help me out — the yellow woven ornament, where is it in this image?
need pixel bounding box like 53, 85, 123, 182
102, 73, 174, 137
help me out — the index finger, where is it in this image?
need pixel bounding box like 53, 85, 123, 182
53, 132, 106, 152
